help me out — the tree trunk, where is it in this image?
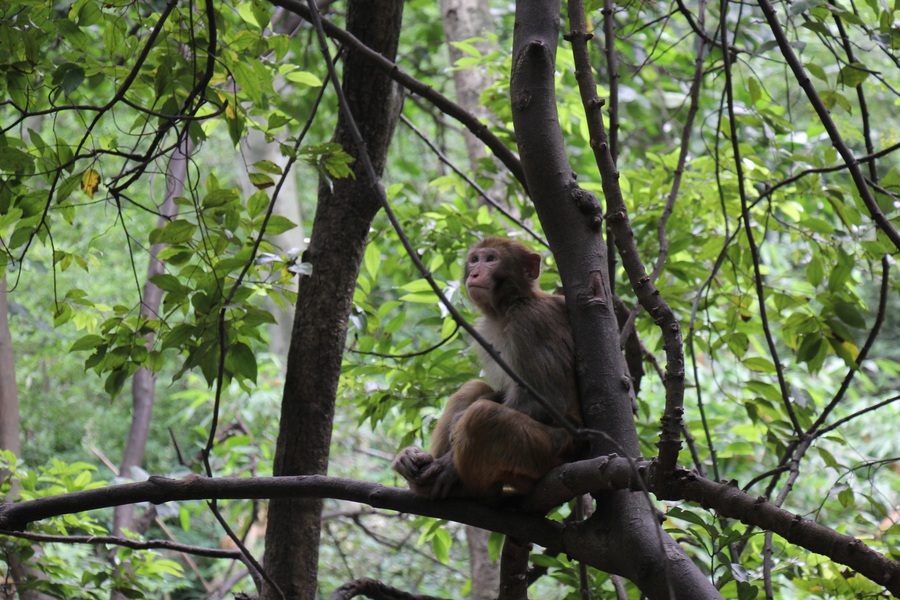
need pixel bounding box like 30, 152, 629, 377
108, 138, 191, 600
260, 2, 404, 598
0, 274, 54, 600
465, 526, 499, 600
509, 1, 720, 597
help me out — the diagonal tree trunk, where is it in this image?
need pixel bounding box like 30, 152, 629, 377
260, 1, 404, 598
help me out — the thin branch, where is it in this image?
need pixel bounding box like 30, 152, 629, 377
811, 255, 892, 433
816, 394, 900, 438
350, 324, 460, 360
272, 0, 527, 190
399, 114, 547, 248
565, 0, 687, 473
720, 0, 802, 439
755, 0, 900, 252
0, 530, 242, 560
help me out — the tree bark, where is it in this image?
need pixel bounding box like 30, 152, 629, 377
509, 1, 720, 597
0, 274, 54, 600
260, 1, 404, 598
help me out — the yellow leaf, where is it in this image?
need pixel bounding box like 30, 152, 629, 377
81, 169, 101, 198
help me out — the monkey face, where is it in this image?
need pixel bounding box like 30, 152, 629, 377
465, 246, 501, 311
464, 238, 542, 316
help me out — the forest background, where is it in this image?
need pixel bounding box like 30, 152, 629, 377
1, 0, 900, 598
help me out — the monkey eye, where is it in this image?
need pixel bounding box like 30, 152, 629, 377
485, 254, 497, 262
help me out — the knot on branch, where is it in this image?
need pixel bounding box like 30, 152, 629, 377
571, 187, 603, 230
606, 210, 627, 223
563, 30, 594, 42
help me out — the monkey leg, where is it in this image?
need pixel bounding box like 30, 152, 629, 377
393, 380, 497, 499
453, 399, 573, 498
430, 380, 497, 457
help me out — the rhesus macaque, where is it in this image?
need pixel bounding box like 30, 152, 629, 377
392, 237, 582, 499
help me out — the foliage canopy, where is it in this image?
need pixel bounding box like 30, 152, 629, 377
1, 0, 900, 597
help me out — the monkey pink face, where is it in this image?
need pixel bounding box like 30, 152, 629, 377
465, 246, 499, 310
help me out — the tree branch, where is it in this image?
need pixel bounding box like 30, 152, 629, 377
271, 0, 526, 190
3, 466, 897, 594
755, 0, 900, 252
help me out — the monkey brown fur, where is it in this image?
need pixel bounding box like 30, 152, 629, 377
392, 237, 582, 500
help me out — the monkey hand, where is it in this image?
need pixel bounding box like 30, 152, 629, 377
416, 453, 459, 499
392, 447, 434, 486
392, 447, 459, 499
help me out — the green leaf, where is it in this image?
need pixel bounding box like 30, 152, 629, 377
179, 506, 191, 532
150, 220, 197, 245
284, 70, 323, 87
838, 62, 869, 87
247, 190, 269, 219
0, 146, 35, 174
104, 369, 129, 398
253, 160, 283, 175
162, 323, 197, 350
70, 334, 105, 352
263, 214, 297, 235
747, 76, 761, 104
797, 332, 823, 359
400, 279, 435, 293
807, 255, 824, 287
226, 342, 258, 383
364, 242, 380, 279
743, 357, 775, 373
837, 487, 854, 508
52, 63, 85, 96
431, 527, 452, 564
400, 292, 439, 304
805, 61, 828, 82
150, 273, 187, 293
833, 299, 866, 329
248, 172, 274, 189
450, 40, 483, 58
746, 380, 782, 403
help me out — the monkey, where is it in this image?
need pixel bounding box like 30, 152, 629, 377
392, 237, 582, 500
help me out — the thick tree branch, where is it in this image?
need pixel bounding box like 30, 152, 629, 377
3, 465, 896, 594
538, 457, 900, 595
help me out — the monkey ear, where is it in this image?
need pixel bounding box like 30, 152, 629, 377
524, 252, 541, 280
